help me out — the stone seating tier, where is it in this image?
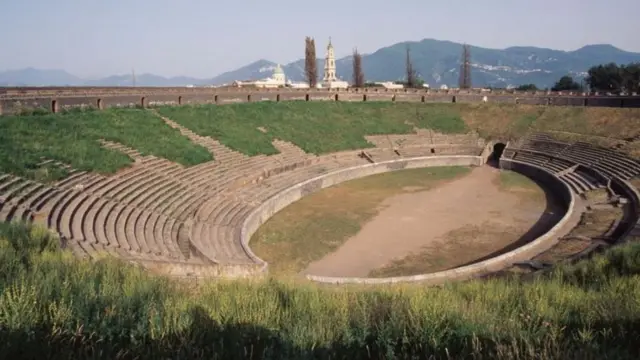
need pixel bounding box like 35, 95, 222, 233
516, 134, 640, 181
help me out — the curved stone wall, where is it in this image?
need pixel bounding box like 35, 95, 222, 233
240, 155, 575, 284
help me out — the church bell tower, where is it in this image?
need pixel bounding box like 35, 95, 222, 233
323, 37, 337, 82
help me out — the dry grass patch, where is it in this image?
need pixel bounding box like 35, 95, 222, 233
533, 237, 593, 263
584, 188, 610, 203
250, 166, 471, 275
458, 103, 543, 139
495, 170, 547, 203
533, 107, 640, 140
569, 207, 623, 239
368, 222, 527, 277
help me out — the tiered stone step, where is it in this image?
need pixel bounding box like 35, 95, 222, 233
0, 176, 46, 222
365, 131, 482, 149
518, 135, 640, 181
558, 170, 606, 195
99, 139, 147, 160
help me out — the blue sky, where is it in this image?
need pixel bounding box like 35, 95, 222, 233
2, 0, 639, 78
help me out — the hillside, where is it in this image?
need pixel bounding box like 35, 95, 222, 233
3, 39, 640, 88
212, 40, 640, 88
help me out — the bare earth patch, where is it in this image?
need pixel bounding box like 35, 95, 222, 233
305, 166, 561, 278
250, 166, 470, 275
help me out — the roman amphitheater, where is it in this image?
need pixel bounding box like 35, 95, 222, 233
1, 87, 640, 285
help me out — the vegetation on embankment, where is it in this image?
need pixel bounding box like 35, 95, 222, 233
155, 102, 470, 155
3, 103, 639, 181
156, 102, 640, 154
0, 108, 212, 182
251, 166, 471, 275
1, 221, 640, 359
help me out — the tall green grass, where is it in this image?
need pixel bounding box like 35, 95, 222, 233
1, 221, 640, 359
0, 108, 212, 181
156, 102, 468, 155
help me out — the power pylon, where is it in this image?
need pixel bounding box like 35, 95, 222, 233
458, 44, 472, 89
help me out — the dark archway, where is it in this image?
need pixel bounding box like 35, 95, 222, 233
96, 98, 103, 110
247, 94, 251, 102
488, 142, 507, 167
140, 97, 146, 108
305, 93, 310, 101
51, 100, 58, 113
363, 94, 367, 102
452, 96, 457, 103
421, 95, 425, 103
178, 96, 183, 105
276, 94, 280, 102
214, 95, 218, 103
334, 93, 339, 101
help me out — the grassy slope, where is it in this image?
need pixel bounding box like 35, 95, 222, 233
250, 166, 471, 275
2, 222, 640, 359
0, 108, 212, 181
156, 102, 469, 155
157, 102, 640, 155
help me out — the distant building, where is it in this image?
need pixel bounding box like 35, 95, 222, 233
322, 38, 349, 89
233, 64, 287, 88
375, 81, 404, 89
287, 81, 310, 89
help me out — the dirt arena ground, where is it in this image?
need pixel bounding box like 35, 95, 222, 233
251, 166, 563, 278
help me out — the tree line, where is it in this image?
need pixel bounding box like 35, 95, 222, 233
516, 62, 640, 93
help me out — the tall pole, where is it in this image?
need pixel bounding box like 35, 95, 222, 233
459, 44, 472, 89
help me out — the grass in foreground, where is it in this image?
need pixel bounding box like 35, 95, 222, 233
0, 108, 212, 181
250, 166, 471, 275
2, 222, 640, 359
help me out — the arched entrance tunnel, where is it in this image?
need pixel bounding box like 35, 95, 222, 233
488, 142, 506, 166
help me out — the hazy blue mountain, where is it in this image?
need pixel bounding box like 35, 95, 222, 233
83, 73, 203, 87
3, 39, 640, 88
209, 39, 640, 88
0, 67, 82, 86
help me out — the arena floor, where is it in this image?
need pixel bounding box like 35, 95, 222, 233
252, 165, 564, 278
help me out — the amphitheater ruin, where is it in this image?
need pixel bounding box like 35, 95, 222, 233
1, 87, 640, 284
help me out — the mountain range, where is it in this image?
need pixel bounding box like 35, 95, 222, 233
3, 39, 640, 88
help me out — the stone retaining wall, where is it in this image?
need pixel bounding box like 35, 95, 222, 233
288, 157, 574, 284
2, 89, 640, 115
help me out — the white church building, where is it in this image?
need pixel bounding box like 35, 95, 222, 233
321, 38, 349, 89
233, 38, 349, 89
232, 64, 287, 88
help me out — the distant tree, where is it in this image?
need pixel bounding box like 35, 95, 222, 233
551, 75, 583, 92
352, 48, 365, 88
516, 84, 538, 91
304, 37, 318, 88
587, 62, 640, 93
405, 45, 417, 88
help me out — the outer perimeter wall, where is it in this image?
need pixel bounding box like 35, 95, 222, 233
2, 87, 640, 114
241, 155, 575, 284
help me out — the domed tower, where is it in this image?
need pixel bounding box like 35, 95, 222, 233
272, 64, 286, 84
323, 37, 337, 82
